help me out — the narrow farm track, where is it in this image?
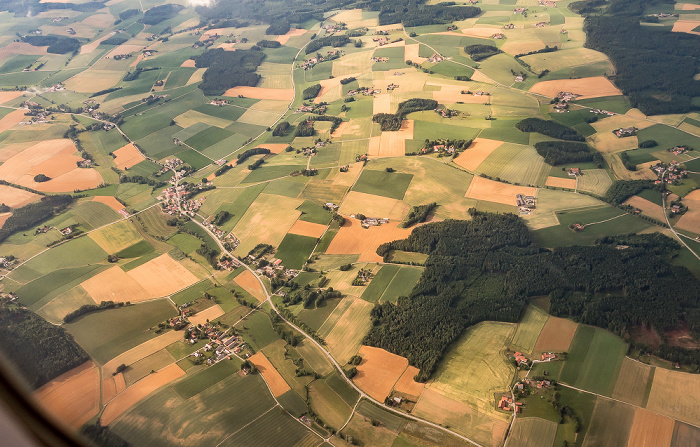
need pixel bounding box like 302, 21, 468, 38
186, 216, 484, 447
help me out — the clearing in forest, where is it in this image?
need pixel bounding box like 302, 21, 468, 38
325, 218, 413, 262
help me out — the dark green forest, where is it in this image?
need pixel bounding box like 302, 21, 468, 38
192, 48, 265, 96
365, 215, 700, 380
0, 195, 73, 243
516, 118, 585, 141
534, 141, 603, 167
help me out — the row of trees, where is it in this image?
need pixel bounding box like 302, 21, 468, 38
372, 98, 438, 131
305, 35, 350, 54
516, 118, 585, 141
464, 44, 501, 61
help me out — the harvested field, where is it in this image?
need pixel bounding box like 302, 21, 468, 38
288, 219, 327, 238
672, 422, 700, 447
101, 331, 183, 379
325, 218, 413, 262
533, 316, 578, 353
0, 185, 41, 208
92, 196, 125, 212
529, 76, 622, 99
0, 42, 47, 60
507, 417, 558, 447
232, 193, 303, 254
320, 297, 374, 364
672, 20, 700, 36
276, 28, 307, 45
353, 346, 409, 401
338, 191, 411, 222
249, 351, 291, 397
404, 44, 427, 64
255, 143, 289, 154
369, 120, 414, 157
223, 86, 294, 101
88, 220, 142, 253
0, 213, 9, 228
611, 357, 653, 407
64, 70, 123, 94
101, 363, 185, 425
676, 190, 700, 234
174, 110, 232, 129
180, 59, 196, 68
413, 388, 508, 447
545, 176, 577, 189
373, 94, 392, 115
460, 27, 503, 38
127, 254, 199, 298
511, 305, 549, 354
627, 409, 675, 447
233, 269, 267, 303
0, 91, 25, 104
79, 32, 116, 54
623, 196, 665, 221
453, 138, 504, 171
393, 366, 424, 398
112, 143, 146, 170
315, 73, 361, 104
81, 266, 150, 303
34, 361, 99, 430
188, 304, 224, 326
0, 138, 102, 192
465, 176, 537, 206
577, 169, 612, 196
101, 373, 126, 404
646, 367, 700, 426
0, 109, 30, 133
432, 85, 489, 104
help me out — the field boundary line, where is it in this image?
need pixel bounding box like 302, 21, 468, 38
214, 404, 279, 447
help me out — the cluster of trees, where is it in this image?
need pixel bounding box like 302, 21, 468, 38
534, 141, 602, 167
603, 179, 655, 205
236, 147, 270, 163
464, 44, 501, 61
514, 45, 558, 58
583, 0, 700, 115
142, 4, 184, 25
295, 119, 315, 137
305, 35, 350, 54
340, 77, 356, 85
303, 84, 322, 100
282, 287, 342, 309
192, 48, 265, 96
311, 114, 343, 133
212, 210, 230, 226
33, 174, 50, 182
372, 98, 438, 131
101, 35, 129, 46
266, 19, 290, 35
402, 203, 437, 228
20, 34, 81, 54
273, 121, 290, 136
365, 215, 700, 380
248, 158, 265, 170
119, 174, 166, 188
0, 303, 90, 389
63, 301, 127, 324
90, 86, 121, 98
376, 1, 481, 27
0, 0, 105, 15
0, 195, 72, 243
516, 118, 585, 141
256, 39, 282, 48
619, 151, 637, 171
81, 423, 130, 447
119, 8, 139, 20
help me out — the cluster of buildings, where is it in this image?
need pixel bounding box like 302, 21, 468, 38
503, 23, 515, 29
590, 108, 614, 116
299, 50, 343, 70
209, 99, 229, 106
613, 126, 637, 138
0, 256, 16, 270
159, 157, 184, 175
514, 75, 525, 82
371, 56, 389, 63
497, 395, 522, 412
515, 194, 536, 215
513, 7, 527, 14
420, 144, 456, 155
324, 202, 339, 211
567, 167, 582, 176
535, 21, 549, 28
435, 107, 459, 118
553, 91, 581, 113
159, 184, 207, 216
297, 103, 327, 114
447, 25, 459, 31
321, 23, 347, 34
669, 145, 691, 156
354, 216, 390, 228
651, 161, 688, 185
77, 158, 93, 168
111, 53, 132, 61
347, 86, 381, 97
187, 324, 251, 366
428, 53, 444, 63
387, 83, 399, 92
648, 13, 679, 19
492, 33, 506, 40
539, 0, 557, 6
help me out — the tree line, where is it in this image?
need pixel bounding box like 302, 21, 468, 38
372, 98, 437, 131
516, 118, 585, 141
534, 141, 603, 167
0, 195, 73, 243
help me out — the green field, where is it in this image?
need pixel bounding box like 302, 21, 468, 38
275, 234, 317, 269
309, 378, 353, 429
510, 305, 549, 354
174, 359, 240, 399
580, 399, 635, 447
237, 311, 280, 351
507, 417, 558, 447
219, 404, 318, 447
560, 326, 627, 396
351, 169, 414, 200
360, 265, 423, 303
476, 143, 549, 187
64, 300, 177, 364
14, 265, 108, 308
636, 124, 700, 151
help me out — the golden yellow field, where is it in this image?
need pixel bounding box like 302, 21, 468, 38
174, 110, 232, 129
465, 176, 537, 206
101, 364, 185, 425
113, 143, 146, 170
180, 59, 196, 68
81, 266, 150, 303
101, 331, 183, 379
0, 91, 25, 104
404, 44, 427, 64
288, 219, 327, 238
453, 138, 504, 171
127, 254, 199, 297
92, 196, 126, 212
611, 357, 654, 407
188, 304, 225, 326
646, 367, 700, 426
672, 20, 700, 36
315, 73, 361, 104
0, 212, 10, 228
627, 409, 675, 447
393, 366, 424, 398
0, 185, 41, 208
232, 194, 303, 254
250, 352, 291, 397
338, 191, 411, 222
623, 196, 665, 221
369, 120, 414, 157
373, 94, 392, 115
276, 28, 307, 45
676, 190, 700, 234
233, 270, 267, 303
322, 297, 374, 364
545, 176, 577, 189
64, 69, 124, 93
88, 220, 142, 253
34, 361, 99, 430
325, 218, 413, 262
353, 346, 409, 401
529, 76, 622, 99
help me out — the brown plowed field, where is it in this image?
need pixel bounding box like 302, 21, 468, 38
92, 196, 125, 212
353, 346, 409, 401
529, 76, 622, 99
288, 220, 328, 238
249, 352, 290, 397
233, 269, 267, 302
112, 143, 145, 170
81, 266, 150, 303
533, 316, 578, 353
188, 304, 225, 326
675, 190, 700, 234
453, 138, 504, 171
393, 366, 424, 398
623, 196, 665, 222
101, 364, 185, 425
465, 176, 537, 206
627, 409, 675, 447
0, 109, 29, 133
34, 361, 99, 430
0, 91, 25, 104
276, 28, 307, 45
325, 218, 413, 262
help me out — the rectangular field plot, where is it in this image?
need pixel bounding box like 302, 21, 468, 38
232, 193, 303, 255
475, 143, 549, 187
507, 417, 558, 447
581, 399, 635, 447
534, 315, 578, 354
275, 234, 317, 269
352, 169, 414, 200
88, 220, 143, 254
627, 409, 675, 447
577, 169, 613, 196
510, 305, 549, 354
308, 379, 354, 430
220, 407, 320, 447
646, 367, 700, 427
318, 297, 373, 364
360, 265, 423, 303
611, 357, 654, 407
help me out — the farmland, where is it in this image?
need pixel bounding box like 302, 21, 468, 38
0, 1, 699, 446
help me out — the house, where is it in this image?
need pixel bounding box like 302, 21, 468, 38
492, 33, 505, 39
514, 351, 529, 365
614, 127, 637, 138
541, 352, 556, 361
568, 168, 582, 176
